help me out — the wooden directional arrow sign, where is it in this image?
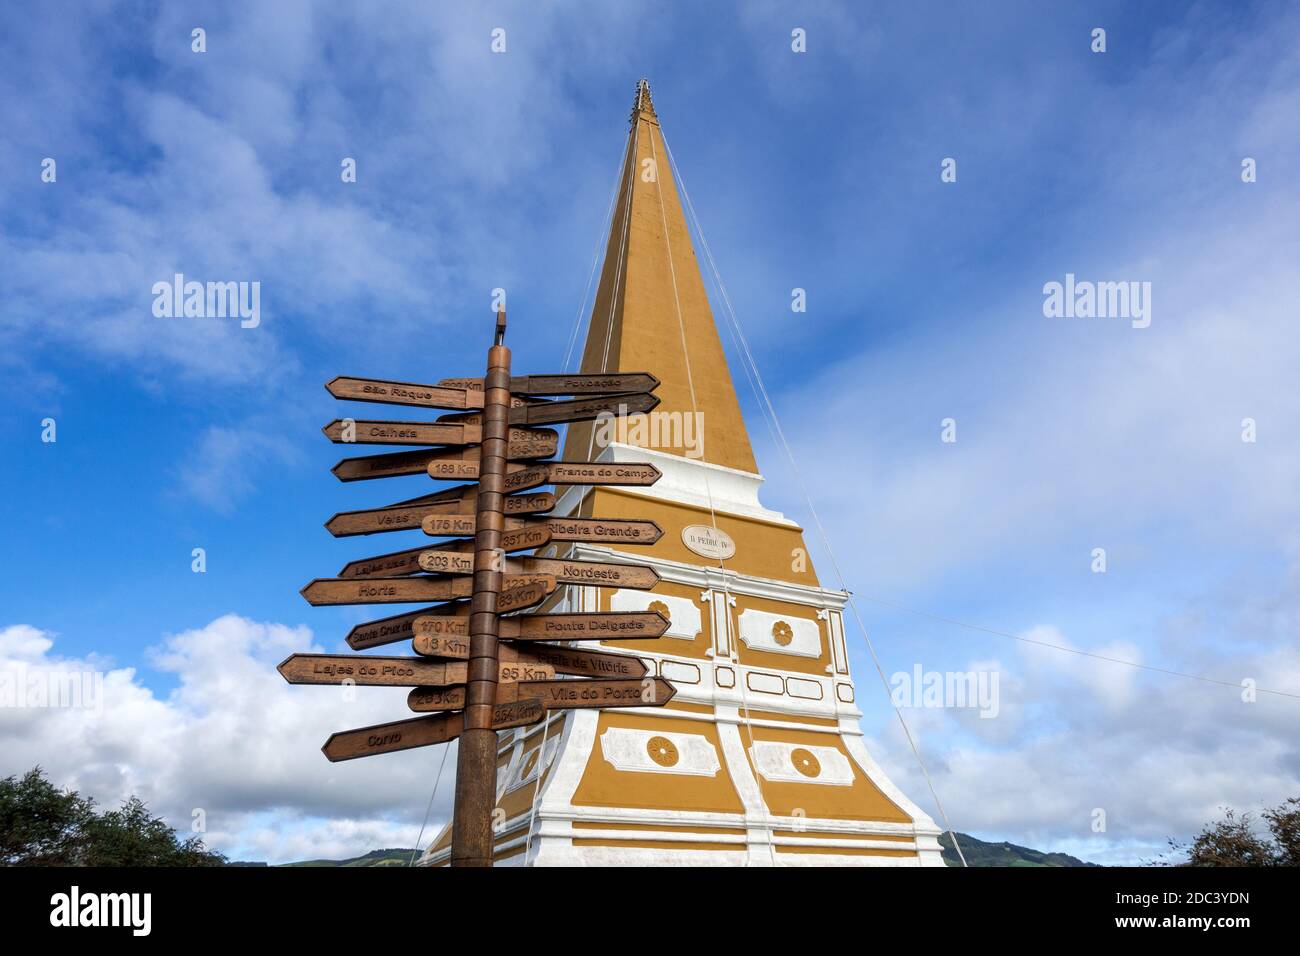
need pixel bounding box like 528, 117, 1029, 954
401, 685, 466, 711
496, 525, 553, 552
542, 461, 662, 487
504, 610, 669, 641
525, 516, 662, 546
338, 545, 429, 579
322, 698, 544, 762
503, 465, 550, 493
410, 630, 471, 659
419, 514, 478, 538
420, 515, 660, 546
485, 677, 677, 710
438, 372, 660, 397
490, 697, 547, 730
325, 492, 555, 538
410, 610, 669, 653
438, 527, 552, 555
326, 501, 444, 538
322, 419, 477, 447
389, 483, 554, 512
347, 604, 466, 651
280, 653, 552, 688
508, 392, 659, 427
323, 713, 461, 762
332, 431, 556, 482
331, 448, 461, 482
301, 575, 471, 606
278, 653, 458, 687
421, 520, 551, 555
338, 535, 551, 579
343, 581, 557, 650
415, 550, 475, 575
506, 556, 661, 590
506, 645, 647, 679
495, 578, 555, 613
423, 437, 556, 480
409, 641, 645, 679
301, 573, 556, 607
325, 376, 484, 411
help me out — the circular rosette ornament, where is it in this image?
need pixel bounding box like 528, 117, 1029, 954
646, 735, 680, 768
790, 747, 821, 778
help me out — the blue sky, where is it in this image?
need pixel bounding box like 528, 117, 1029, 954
3, 0, 1298, 865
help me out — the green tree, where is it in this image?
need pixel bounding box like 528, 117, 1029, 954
0, 767, 93, 865
1261, 797, 1300, 867
0, 767, 226, 867
1176, 797, 1300, 867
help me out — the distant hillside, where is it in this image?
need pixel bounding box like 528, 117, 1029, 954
283, 848, 419, 867
230, 848, 421, 867
940, 831, 1100, 867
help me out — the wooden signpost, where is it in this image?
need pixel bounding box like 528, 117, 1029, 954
286, 310, 677, 867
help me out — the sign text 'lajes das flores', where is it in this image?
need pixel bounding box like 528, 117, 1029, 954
289, 311, 679, 866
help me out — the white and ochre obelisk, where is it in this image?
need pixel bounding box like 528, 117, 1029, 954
421, 80, 946, 866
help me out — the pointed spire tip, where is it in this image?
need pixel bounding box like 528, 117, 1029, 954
631, 77, 656, 123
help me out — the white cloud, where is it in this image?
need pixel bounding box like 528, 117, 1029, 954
861, 625, 1300, 864
0, 618, 456, 864
174, 420, 303, 513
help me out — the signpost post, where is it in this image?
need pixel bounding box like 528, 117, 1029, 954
286, 309, 677, 867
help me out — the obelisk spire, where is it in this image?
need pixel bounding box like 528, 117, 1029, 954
631, 77, 656, 121
565, 78, 759, 474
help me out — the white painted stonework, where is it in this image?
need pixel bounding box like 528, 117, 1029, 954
610, 588, 701, 641
599, 728, 722, 776
737, 607, 822, 657
749, 741, 853, 786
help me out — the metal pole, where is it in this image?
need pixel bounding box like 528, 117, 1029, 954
451, 309, 510, 867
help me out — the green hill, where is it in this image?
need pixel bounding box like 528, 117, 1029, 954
282, 848, 419, 867
940, 831, 1099, 867
229, 848, 421, 867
